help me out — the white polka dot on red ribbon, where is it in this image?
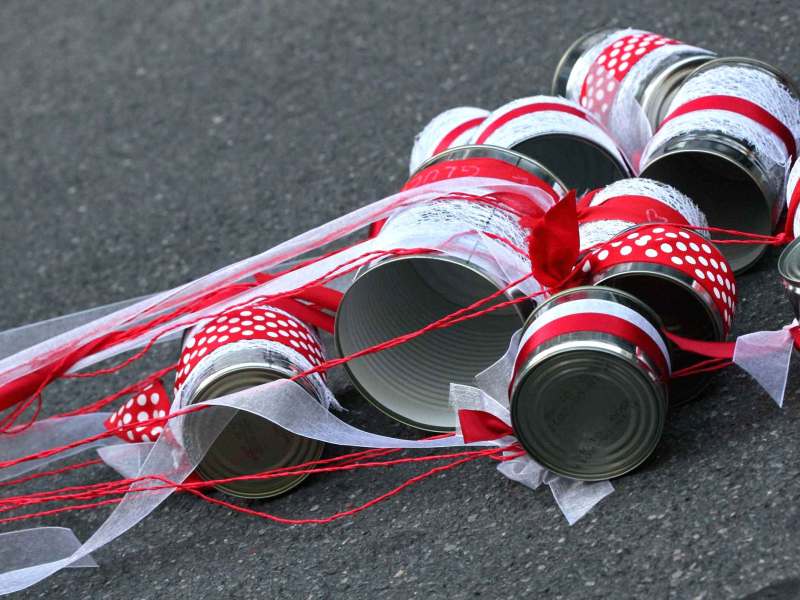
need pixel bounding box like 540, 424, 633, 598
104, 379, 170, 443
174, 304, 325, 393
580, 33, 680, 115
586, 224, 737, 334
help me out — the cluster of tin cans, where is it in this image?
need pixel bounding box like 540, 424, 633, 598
337, 27, 800, 482
172, 27, 800, 497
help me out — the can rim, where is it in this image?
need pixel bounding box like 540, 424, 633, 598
641, 53, 716, 125
335, 252, 530, 433
187, 363, 324, 499
412, 144, 568, 198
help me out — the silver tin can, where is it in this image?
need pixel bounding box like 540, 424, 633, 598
640, 57, 800, 273
175, 304, 329, 498
408, 107, 489, 175
336, 158, 562, 431
552, 28, 715, 129
587, 223, 736, 404
470, 95, 631, 194
577, 177, 708, 251
510, 286, 670, 480
778, 236, 800, 321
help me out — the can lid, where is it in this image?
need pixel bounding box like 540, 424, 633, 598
511, 346, 666, 480
414, 144, 568, 197
186, 366, 324, 499
779, 236, 800, 286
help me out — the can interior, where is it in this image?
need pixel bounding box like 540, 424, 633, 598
641, 151, 771, 273
511, 347, 666, 481
186, 368, 323, 499
336, 256, 523, 431
597, 271, 721, 404
512, 134, 628, 196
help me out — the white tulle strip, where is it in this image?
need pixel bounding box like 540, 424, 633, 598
732, 325, 796, 407
787, 160, 800, 236
408, 106, 489, 174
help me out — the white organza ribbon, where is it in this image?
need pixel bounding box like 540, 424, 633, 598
732, 323, 797, 407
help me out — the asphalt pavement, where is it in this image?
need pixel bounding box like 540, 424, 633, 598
2, 1, 800, 598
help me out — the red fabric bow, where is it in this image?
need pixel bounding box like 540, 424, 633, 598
104, 379, 171, 443
526, 190, 581, 289
457, 409, 514, 443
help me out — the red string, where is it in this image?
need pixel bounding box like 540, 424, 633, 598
0, 458, 102, 490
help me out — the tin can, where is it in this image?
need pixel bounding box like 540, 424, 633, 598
552, 28, 715, 128
510, 286, 670, 480
408, 107, 489, 175
577, 177, 708, 251
336, 163, 561, 431
470, 95, 631, 193
778, 236, 800, 321
587, 223, 736, 403
175, 304, 328, 498
640, 57, 800, 273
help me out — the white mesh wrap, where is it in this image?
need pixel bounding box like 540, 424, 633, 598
643, 65, 799, 200
787, 160, 800, 235
409, 107, 489, 175
578, 178, 709, 251
378, 198, 536, 295
579, 219, 634, 251
667, 65, 800, 142
472, 95, 626, 167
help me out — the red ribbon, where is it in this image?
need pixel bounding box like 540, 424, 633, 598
474, 102, 593, 145
527, 190, 581, 289
576, 193, 690, 227
659, 95, 796, 159
458, 409, 514, 443
514, 312, 670, 379
784, 180, 800, 238
663, 331, 736, 359
431, 117, 487, 156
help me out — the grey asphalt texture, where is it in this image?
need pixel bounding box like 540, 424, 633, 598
2, 0, 800, 598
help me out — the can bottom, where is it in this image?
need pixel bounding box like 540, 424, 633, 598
511, 349, 666, 480
186, 368, 324, 499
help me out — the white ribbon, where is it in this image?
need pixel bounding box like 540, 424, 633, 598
732, 323, 797, 407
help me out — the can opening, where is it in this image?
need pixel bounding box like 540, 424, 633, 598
336, 256, 524, 431
186, 368, 324, 499
511, 347, 666, 481
641, 151, 771, 273
513, 134, 628, 195
596, 270, 722, 404
778, 238, 800, 320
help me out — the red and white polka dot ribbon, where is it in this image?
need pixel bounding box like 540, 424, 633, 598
175, 304, 325, 393
104, 380, 170, 443
580, 33, 680, 116
587, 224, 736, 334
